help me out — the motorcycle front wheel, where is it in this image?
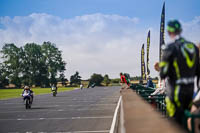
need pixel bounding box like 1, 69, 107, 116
25, 99, 29, 109
53, 92, 56, 97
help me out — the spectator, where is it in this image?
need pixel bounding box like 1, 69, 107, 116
187, 100, 200, 133
124, 73, 131, 87
120, 73, 128, 92
146, 76, 154, 88
187, 43, 200, 132
150, 63, 167, 96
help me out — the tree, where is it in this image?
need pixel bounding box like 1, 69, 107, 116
1, 44, 22, 88
70, 71, 81, 86
89, 73, 104, 86
59, 72, 68, 86
111, 78, 120, 84
0, 42, 66, 88
21, 43, 43, 86
103, 74, 111, 86
41, 42, 66, 86
130, 76, 142, 80
0, 63, 9, 88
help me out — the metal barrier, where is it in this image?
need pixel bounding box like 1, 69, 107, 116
184, 110, 200, 133
130, 84, 200, 133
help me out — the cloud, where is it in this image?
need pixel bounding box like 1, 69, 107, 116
181, 16, 200, 44
0, 13, 199, 79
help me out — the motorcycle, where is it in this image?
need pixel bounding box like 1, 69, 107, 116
91, 83, 96, 88
87, 83, 96, 88
51, 87, 57, 97
22, 90, 32, 109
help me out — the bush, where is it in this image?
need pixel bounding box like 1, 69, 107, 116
89, 73, 104, 86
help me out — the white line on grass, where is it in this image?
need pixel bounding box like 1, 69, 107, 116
109, 96, 121, 133
0, 89, 77, 101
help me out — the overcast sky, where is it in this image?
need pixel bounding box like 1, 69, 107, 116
0, 0, 200, 79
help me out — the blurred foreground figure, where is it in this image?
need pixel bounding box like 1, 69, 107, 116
159, 20, 200, 124
187, 100, 200, 133
187, 43, 200, 132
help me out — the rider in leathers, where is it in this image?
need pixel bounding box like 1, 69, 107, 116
159, 20, 200, 124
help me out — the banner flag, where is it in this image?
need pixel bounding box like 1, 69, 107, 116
159, 2, 165, 61
141, 44, 146, 80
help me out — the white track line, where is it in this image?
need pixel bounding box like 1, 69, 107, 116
58, 130, 109, 133
61, 104, 116, 107
0, 105, 59, 108
0, 116, 113, 121
3, 101, 96, 104
0, 108, 113, 113
109, 96, 121, 133
0, 104, 116, 109
2, 100, 117, 105
21, 131, 109, 133
73, 131, 109, 133
120, 97, 126, 133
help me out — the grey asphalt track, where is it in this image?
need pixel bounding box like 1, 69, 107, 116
0, 86, 120, 133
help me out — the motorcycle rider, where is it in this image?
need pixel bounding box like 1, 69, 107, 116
80, 83, 83, 90
51, 85, 57, 93
158, 20, 200, 125
22, 86, 34, 103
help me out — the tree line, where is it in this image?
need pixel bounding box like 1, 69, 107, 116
0, 42, 66, 88
0, 41, 157, 88
70, 72, 111, 86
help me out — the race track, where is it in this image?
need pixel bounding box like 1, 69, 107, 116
0, 86, 120, 133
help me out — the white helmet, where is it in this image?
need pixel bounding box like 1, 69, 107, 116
24, 86, 29, 90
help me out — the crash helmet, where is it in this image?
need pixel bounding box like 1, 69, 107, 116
24, 86, 29, 90
167, 20, 182, 34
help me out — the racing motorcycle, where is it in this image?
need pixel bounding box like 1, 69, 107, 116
22, 90, 32, 109
51, 87, 57, 97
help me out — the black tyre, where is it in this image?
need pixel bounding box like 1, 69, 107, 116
25, 99, 29, 109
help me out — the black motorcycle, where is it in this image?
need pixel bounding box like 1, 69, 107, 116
51, 87, 57, 97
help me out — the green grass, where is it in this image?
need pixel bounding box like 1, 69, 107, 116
0, 87, 75, 100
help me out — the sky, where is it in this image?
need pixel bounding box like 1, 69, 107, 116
0, 0, 200, 79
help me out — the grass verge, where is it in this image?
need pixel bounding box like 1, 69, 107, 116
0, 87, 75, 100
